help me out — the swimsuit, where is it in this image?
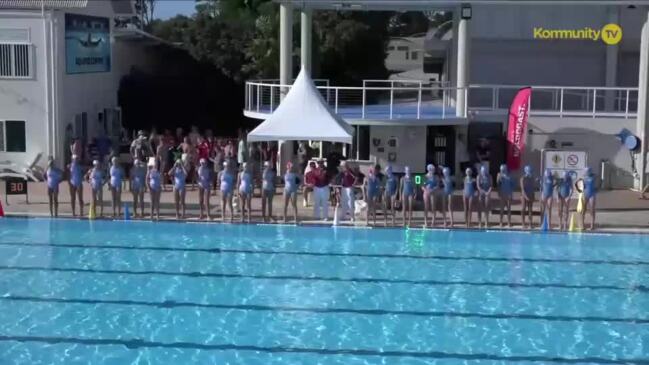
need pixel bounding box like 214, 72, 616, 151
367, 175, 380, 199
70, 162, 82, 188
173, 167, 186, 192
131, 168, 145, 192
220, 171, 234, 194
478, 174, 491, 196
284, 172, 298, 194
523, 176, 535, 198
559, 177, 572, 199
424, 174, 438, 193
463, 177, 475, 198
443, 177, 454, 196
90, 169, 103, 191
149, 170, 162, 192
198, 166, 211, 190
110, 166, 122, 190
498, 174, 513, 197
542, 175, 554, 199
584, 175, 596, 200
402, 175, 415, 197
262, 169, 275, 192
385, 175, 397, 196
239, 171, 253, 195
46, 168, 61, 192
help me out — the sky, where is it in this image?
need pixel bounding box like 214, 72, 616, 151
153, 0, 197, 20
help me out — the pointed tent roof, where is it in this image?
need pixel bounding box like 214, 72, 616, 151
247, 68, 353, 144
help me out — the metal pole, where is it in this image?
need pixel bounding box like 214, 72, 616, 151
389, 87, 394, 119
256, 84, 261, 112
362, 87, 366, 119
592, 89, 597, 117
559, 88, 564, 117
335, 88, 339, 113
417, 85, 422, 119
626, 89, 630, 119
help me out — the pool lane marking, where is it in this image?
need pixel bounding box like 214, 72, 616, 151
1, 242, 648, 267
0, 265, 647, 293
0, 335, 646, 364
1, 295, 647, 325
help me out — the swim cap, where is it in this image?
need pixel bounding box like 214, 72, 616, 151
524, 165, 532, 176
72, 154, 78, 160
480, 165, 487, 175
200, 158, 206, 165
465, 167, 472, 176
92, 160, 99, 166
442, 167, 451, 176
427, 164, 434, 172
404, 166, 410, 174
286, 161, 293, 170
264, 161, 270, 167
111, 156, 118, 164
499, 164, 507, 173
385, 165, 393, 174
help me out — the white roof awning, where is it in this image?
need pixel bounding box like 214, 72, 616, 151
247, 68, 354, 144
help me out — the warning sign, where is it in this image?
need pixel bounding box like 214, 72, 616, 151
542, 149, 587, 179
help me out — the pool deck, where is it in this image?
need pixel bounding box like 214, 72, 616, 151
1, 181, 648, 233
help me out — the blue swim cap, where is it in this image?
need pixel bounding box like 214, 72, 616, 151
480, 165, 488, 175
524, 165, 532, 176
465, 167, 472, 176
499, 164, 507, 173
442, 167, 451, 176
404, 166, 411, 174
427, 164, 434, 172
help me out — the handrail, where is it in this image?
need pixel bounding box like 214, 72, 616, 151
243, 80, 638, 120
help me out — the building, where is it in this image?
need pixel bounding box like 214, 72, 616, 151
0, 0, 163, 170
244, 0, 649, 190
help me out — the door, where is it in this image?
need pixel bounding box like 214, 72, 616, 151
426, 126, 455, 172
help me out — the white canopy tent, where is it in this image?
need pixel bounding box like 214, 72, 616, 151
247, 68, 353, 144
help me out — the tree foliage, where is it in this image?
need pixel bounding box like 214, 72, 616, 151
135, 0, 156, 27
150, 0, 392, 86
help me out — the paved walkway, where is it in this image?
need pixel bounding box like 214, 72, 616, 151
1, 181, 648, 232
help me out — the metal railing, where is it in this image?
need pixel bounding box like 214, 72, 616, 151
468, 84, 638, 118
244, 80, 639, 120
245, 80, 465, 120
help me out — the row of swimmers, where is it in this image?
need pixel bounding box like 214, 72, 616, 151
45, 155, 598, 229
378, 163, 598, 230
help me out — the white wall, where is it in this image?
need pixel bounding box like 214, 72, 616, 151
368, 125, 427, 174
0, 12, 49, 167
524, 116, 636, 189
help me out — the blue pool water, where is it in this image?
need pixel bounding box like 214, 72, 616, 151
0, 218, 647, 365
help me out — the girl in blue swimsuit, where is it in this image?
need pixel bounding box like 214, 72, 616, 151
422, 164, 439, 227
364, 167, 381, 226
441, 167, 454, 227
476, 165, 492, 228
147, 161, 162, 220
496, 164, 514, 227
238, 162, 254, 222
130, 159, 146, 218
541, 168, 555, 230
219, 161, 235, 222
109, 156, 124, 218
168, 159, 187, 219
197, 158, 213, 220
399, 166, 415, 227
283, 162, 301, 223
577, 167, 598, 230
87, 159, 105, 217
68, 154, 84, 217
383, 165, 398, 226
261, 161, 276, 222
46, 158, 62, 217
520, 165, 536, 229
558, 170, 573, 230
463, 167, 476, 228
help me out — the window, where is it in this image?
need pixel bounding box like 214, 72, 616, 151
411, 51, 418, 60
396, 46, 409, 51
387, 46, 395, 51
0, 120, 26, 152
0, 43, 32, 78
351, 125, 370, 161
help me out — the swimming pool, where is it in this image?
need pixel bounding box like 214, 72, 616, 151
0, 218, 647, 365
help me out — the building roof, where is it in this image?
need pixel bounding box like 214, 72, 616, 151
275, 0, 649, 10
0, 0, 88, 9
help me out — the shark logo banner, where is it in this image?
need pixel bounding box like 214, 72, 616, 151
65, 14, 110, 74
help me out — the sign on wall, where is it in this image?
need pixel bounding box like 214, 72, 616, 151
541, 149, 588, 180
65, 14, 111, 74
